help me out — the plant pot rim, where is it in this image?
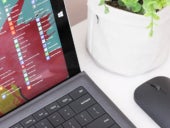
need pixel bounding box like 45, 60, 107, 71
105, 4, 170, 19
88, 0, 170, 25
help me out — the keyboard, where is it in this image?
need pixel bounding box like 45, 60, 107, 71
11, 87, 121, 128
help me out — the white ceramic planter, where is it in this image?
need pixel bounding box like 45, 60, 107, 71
87, 0, 170, 76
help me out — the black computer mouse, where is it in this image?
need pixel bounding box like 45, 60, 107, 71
134, 77, 170, 128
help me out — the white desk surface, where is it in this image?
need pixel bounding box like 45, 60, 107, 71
71, 20, 170, 128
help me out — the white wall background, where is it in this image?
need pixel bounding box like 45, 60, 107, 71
64, 0, 87, 26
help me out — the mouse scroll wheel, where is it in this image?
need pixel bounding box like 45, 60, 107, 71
150, 84, 161, 91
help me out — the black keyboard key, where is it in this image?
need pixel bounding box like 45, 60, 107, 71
35, 119, 53, 128
110, 124, 121, 128
20, 115, 36, 128
69, 87, 87, 99
48, 112, 64, 127
75, 111, 93, 126
10, 123, 24, 128
70, 94, 96, 113
45, 102, 61, 114
59, 106, 75, 120
33, 109, 49, 121
58, 95, 73, 107
86, 114, 115, 128
63, 118, 81, 128
87, 104, 105, 119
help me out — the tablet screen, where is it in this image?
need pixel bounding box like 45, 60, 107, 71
0, 0, 79, 117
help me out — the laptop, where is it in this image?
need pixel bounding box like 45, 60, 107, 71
0, 0, 135, 128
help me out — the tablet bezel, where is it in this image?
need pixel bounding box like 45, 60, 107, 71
50, 0, 81, 76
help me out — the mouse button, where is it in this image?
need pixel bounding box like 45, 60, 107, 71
134, 83, 170, 105
149, 81, 170, 96
149, 76, 170, 83
135, 84, 168, 109
149, 77, 170, 90
134, 83, 168, 104
149, 84, 170, 99
134, 83, 155, 101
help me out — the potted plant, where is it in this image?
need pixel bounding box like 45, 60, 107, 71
87, 0, 170, 76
